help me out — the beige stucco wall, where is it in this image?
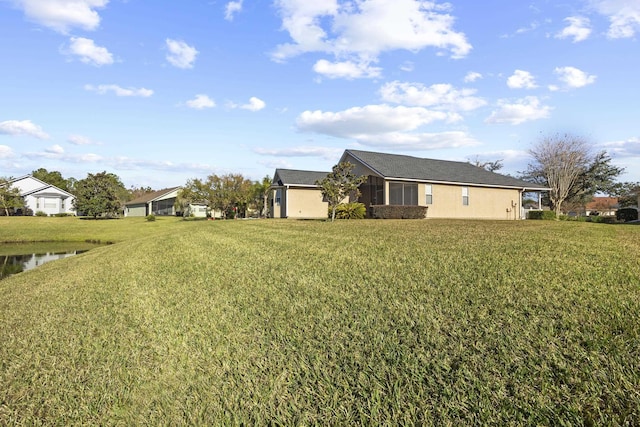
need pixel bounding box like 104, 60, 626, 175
286, 188, 328, 219
417, 183, 522, 220
270, 187, 328, 219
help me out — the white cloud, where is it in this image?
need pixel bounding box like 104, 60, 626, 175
186, 94, 216, 109
590, 0, 640, 38
399, 61, 414, 72
380, 81, 486, 111
225, 0, 243, 21
68, 134, 99, 145
272, 0, 471, 78
0, 145, 14, 158
65, 37, 113, 66
556, 16, 591, 42
485, 96, 552, 125
464, 71, 482, 83
46, 144, 65, 154
313, 59, 382, 79
12, 0, 108, 33
241, 97, 266, 111
352, 131, 480, 151
165, 39, 198, 69
0, 120, 50, 139
552, 66, 596, 89
253, 146, 343, 160
507, 70, 537, 89
296, 104, 461, 147
84, 84, 153, 97
601, 137, 640, 157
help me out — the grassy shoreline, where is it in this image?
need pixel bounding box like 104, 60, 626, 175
1, 218, 639, 424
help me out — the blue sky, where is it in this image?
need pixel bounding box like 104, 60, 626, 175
1, 0, 639, 189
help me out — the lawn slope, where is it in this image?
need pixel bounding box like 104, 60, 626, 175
1, 219, 639, 424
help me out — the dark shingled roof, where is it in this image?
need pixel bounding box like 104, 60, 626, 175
273, 169, 329, 186
125, 186, 180, 206
345, 149, 548, 190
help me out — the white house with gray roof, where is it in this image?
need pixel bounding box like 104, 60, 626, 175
7, 175, 76, 216
270, 149, 549, 220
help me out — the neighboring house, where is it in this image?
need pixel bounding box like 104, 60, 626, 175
270, 149, 549, 220
182, 202, 218, 218
124, 187, 180, 217
269, 169, 331, 219
342, 149, 548, 220
7, 175, 76, 216
585, 197, 619, 216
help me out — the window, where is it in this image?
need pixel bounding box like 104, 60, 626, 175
462, 187, 469, 206
275, 189, 281, 205
425, 184, 433, 205
389, 182, 418, 205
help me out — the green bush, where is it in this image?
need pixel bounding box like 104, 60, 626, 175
145, 214, 156, 222
333, 202, 366, 220
527, 210, 556, 220
372, 205, 428, 219
35, 211, 48, 217
616, 207, 638, 222
53, 213, 73, 217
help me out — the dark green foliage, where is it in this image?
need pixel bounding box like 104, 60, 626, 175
616, 208, 638, 222
316, 162, 367, 222
35, 211, 47, 217
73, 171, 127, 219
0, 177, 25, 216
528, 210, 556, 220
372, 205, 428, 219
145, 214, 156, 222
53, 213, 73, 217
332, 202, 366, 219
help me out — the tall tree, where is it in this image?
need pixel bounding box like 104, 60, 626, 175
523, 133, 623, 216
176, 178, 211, 216
31, 168, 70, 192
209, 173, 253, 218
250, 175, 272, 218
611, 181, 640, 208
73, 172, 127, 218
178, 174, 253, 219
316, 162, 366, 222
0, 177, 24, 216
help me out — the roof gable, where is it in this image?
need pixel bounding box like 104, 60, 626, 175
125, 187, 181, 206
343, 149, 548, 190
273, 169, 329, 187
9, 175, 75, 198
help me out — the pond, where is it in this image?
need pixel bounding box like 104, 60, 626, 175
0, 242, 103, 280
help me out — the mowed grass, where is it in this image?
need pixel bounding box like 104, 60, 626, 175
1, 217, 639, 425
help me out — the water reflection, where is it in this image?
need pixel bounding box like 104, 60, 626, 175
1, 251, 89, 280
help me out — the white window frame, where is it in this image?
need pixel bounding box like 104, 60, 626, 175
425, 184, 433, 205
462, 187, 469, 206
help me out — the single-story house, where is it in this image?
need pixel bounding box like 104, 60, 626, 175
270, 149, 549, 220
269, 169, 332, 219
6, 175, 76, 216
584, 197, 619, 216
124, 187, 180, 217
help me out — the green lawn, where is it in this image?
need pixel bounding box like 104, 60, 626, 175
1, 217, 639, 424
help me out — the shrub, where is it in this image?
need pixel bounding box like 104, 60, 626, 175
372, 205, 428, 219
145, 214, 156, 222
35, 211, 48, 217
616, 207, 638, 222
333, 202, 366, 220
53, 213, 73, 217
527, 210, 556, 220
